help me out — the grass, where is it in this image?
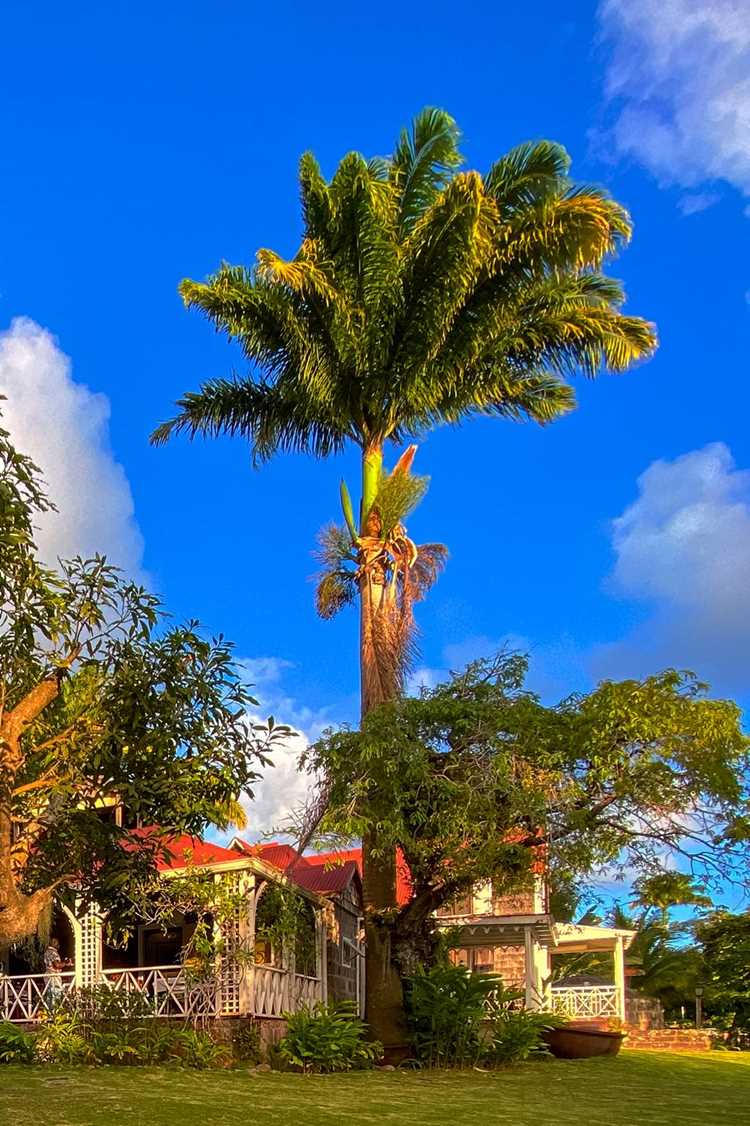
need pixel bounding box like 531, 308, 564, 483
1, 1052, 748, 1126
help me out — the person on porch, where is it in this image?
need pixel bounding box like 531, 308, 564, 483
43, 937, 69, 1009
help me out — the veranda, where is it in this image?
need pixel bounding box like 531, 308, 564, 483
1, 857, 327, 1025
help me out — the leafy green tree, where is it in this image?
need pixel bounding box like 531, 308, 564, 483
0, 404, 283, 950
303, 656, 748, 977
152, 108, 656, 1043
631, 873, 712, 928
696, 911, 750, 1035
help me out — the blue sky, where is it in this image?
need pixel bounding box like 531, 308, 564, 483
1, 1, 749, 836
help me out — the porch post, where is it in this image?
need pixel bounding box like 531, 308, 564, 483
317, 912, 328, 1003
524, 927, 537, 1009
238, 872, 255, 1017
613, 935, 626, 1021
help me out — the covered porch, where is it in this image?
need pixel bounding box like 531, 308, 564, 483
0, 866, 328, 1024
549, 922, 635, 1022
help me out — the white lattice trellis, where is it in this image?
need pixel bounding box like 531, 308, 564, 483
76, 903, 102, 987
217, 871, 245, 1016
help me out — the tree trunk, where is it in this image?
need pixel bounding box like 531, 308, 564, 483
0, 676, 61, 949
0, 812, 54, 951
358, 441, 409, 1056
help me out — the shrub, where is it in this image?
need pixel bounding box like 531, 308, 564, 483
279, 1001, 382, 1073
35, 1011, 94, 1065
406, 965, 502, 1068
0, 1022, 36, 1064
486, 1008, 561, 1064
232, 1020, 263, 1064
64, 983, 156, 1024
170, 1029, 230, 1069
89, 1025, 146, 1065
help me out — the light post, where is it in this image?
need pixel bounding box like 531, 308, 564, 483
695, 984, 704, 1030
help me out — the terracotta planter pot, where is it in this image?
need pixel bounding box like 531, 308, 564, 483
543, 1024, 624, 1059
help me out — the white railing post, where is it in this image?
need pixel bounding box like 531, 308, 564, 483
614, 935, 626, 1021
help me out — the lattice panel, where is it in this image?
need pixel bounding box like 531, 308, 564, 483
77, 903, 102, 987
218, 872, 243, 1016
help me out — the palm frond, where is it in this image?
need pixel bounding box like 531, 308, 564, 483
315, 570, 357, 619
374, 468, 430, 536
391, 107, 463, 234
484, 140, 571, 213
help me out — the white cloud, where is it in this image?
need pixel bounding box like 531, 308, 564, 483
599, 0, 750, 203
237, 657, 336, 839
0, 317, 144, 576
593, 442, 750, 692
677, 191, 722, 216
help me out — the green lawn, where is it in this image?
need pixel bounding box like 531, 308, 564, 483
1, 1052, 747, 1126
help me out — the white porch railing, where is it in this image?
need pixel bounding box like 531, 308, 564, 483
0, 972, 75, 1023
550, 984, 620, 1019
253, 965, 323, 1018
99, 966, 218, 1019
1, 964, 323, 1023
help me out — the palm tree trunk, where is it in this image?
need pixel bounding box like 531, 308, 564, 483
359, 442, 408, 1055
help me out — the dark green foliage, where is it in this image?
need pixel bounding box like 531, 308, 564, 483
170, 1028, 230, 1069
0, 1021, 35, 1063
308, 655, 749, 973
0, 406, 289, 949
405, 964, 500, 1067
279, 1002, 382, 1073
487, 1008, 561, 1064
697, 911, 750, 1041
231, 1020, 263, 1064
406, 965, 560, 1067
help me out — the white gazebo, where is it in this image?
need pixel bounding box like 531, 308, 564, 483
549, 922, 636, 1021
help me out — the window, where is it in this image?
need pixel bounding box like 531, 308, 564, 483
472, 947, 494, 974
449, 947, 495, 973
436, 891, 474, 917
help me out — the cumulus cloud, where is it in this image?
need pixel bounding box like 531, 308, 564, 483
598, 0, 750, 204
592, 442, 750, 692
0, 317, 144, 576
237, 657, 336, 839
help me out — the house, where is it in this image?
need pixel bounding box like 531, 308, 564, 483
0, 829, 633, 1028
269, 846, 636, 1023
0, 832, 361, 1027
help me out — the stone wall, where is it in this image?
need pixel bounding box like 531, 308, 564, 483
492, 891, 535, 915
626, 991, 665, 1031
623, 1027, 715, 1051
492, 943, 526, 988
325, 886, 361, 1006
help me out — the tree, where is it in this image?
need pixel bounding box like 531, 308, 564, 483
0, 404, 284, 950
303, 656, 749, 977
696, 911, 750, 1037
630, 872, 712, 929
151, 108, 656, 1045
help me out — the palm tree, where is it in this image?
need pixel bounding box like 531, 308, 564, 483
152, 108, 656, 1047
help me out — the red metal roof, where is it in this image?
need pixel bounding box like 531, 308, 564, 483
292, 859, 360, 894
130, 830, 242, 871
